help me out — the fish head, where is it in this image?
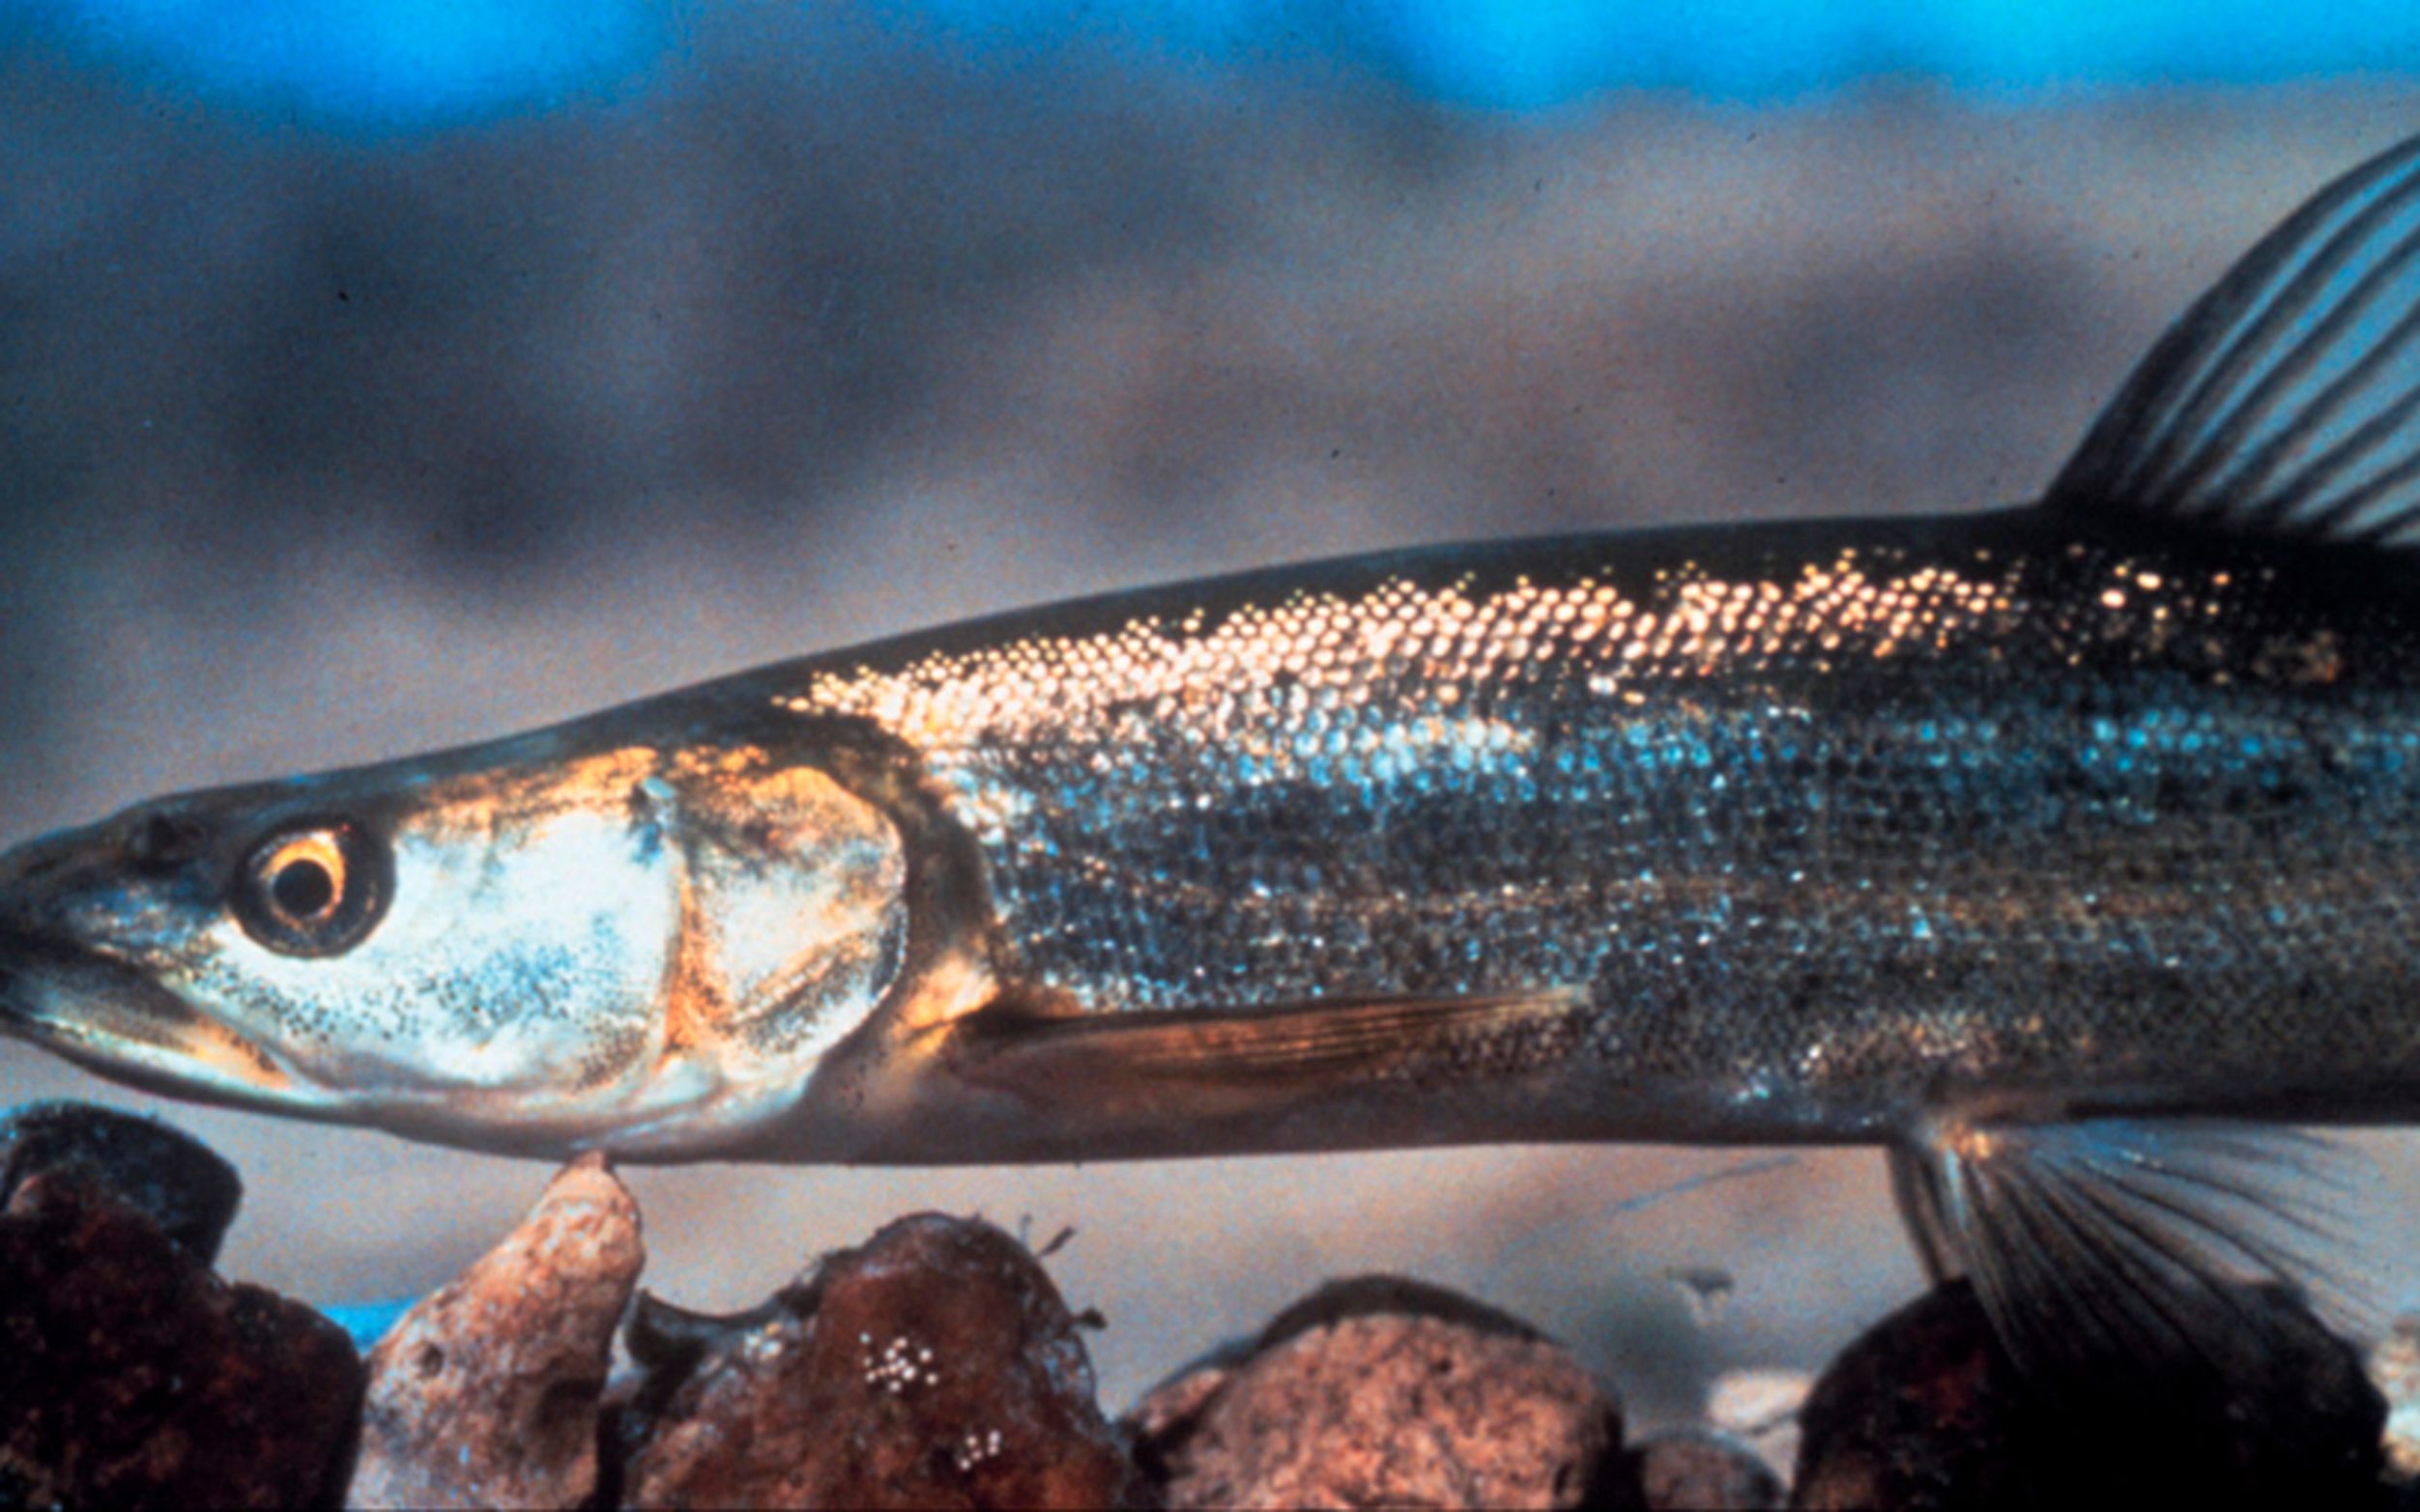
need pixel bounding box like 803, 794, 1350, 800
0, 727, 910, 1158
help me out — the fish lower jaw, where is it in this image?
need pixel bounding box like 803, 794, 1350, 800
0, 952, 320, 1114
345, 1055, 813, 1162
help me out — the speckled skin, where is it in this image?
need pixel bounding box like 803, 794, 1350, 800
768, 504, 2420, 1152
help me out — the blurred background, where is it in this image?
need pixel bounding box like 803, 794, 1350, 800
4, 0, 2420, 1425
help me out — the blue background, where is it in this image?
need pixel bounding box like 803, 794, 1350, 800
21, 0, 2420, 129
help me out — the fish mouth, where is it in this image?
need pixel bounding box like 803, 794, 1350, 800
0, 922, 319, 1115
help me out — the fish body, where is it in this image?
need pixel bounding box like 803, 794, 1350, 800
763, 507, 2420, 1161
13, 128, 2420, 1370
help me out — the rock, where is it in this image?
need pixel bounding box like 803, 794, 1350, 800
1629, 1430, 1783, 1510
1254, 1273, 1560, 1349
1792, 1280, 2385, 1511
1704, 1367, 1811, 1487
2375, 1315, 2420, 1489
1127, 1273, 1628, 1510
617, 1211, 1145, 1509
1125, 1358, 1235, 1451
347, 1152, 645, 1511
0, 1099, 242, 1263
0, 1169, 361, 1509
1789, 1282, 2014, 1512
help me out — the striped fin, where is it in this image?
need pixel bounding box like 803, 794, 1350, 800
943, 987, 1584, 1122
2047, 130, 2420, 547
1891, 1116, 2373, 1380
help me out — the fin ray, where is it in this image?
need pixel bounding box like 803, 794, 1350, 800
2140, 184, 2420, 518
1903, 1116, 2373, 1378
2039, 1157, 2249, 1366
2009, 1158, 2182, 1359
944, 986, 1587, 1122
2072, 132, 2420, 512
2048, 130, 2420, 547
2221, 312, 2420, 525
1887, 1145, 1959, 1284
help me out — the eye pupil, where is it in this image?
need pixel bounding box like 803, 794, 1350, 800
271, 857, 336, 919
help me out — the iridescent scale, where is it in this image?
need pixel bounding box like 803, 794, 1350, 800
778, 513, 2420, 1134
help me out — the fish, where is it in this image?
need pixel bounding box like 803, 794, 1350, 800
9, 128, 2420, 1377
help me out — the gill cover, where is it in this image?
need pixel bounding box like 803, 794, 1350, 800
0, 736, 908, 1157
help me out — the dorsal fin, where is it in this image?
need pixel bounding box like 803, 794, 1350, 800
2046, 130, 2420, 547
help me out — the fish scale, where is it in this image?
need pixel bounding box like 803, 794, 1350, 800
777, 514, 2420, 1136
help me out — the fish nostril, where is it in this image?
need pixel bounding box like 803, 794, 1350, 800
126, 813, 205, 872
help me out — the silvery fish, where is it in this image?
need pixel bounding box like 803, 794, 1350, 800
10, 130, 2420, 1375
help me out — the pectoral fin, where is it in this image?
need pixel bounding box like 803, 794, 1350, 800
943, 986, 1587, 1123
1891, 1115, 2372, 1378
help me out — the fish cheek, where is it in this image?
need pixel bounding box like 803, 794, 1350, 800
167, 932, 385, 1075
361, 814, 684, 1090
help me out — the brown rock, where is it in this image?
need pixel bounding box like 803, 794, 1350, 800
0, 1170, 362, 1509
1128, 1273, 1627, 1510
0, 1099, 243, 1264
618, 1211, 1145, 1509
1793, 1280, 2385, 1512
348, 1152, 645, 1510
1630, 1430, 1782, 1510
1789, 1284, 2014, 1512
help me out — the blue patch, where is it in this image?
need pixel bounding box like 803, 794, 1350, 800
35, 0, 663, 131
319, 1294, 417, 1350
35, 0, 2420, 131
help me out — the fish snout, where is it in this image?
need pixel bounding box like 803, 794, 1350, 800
0, 799, 246, 948
0, 838, 308, 1108
1, 807, 198, 907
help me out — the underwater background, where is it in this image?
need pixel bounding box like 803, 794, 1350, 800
4, 0, 2419, 1424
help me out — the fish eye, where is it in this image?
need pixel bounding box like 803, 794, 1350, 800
233, 819, 390, 956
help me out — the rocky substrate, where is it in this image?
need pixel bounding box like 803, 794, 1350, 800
0, 1099, 2410, 1509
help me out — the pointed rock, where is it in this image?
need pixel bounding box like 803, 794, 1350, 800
348, 1153, 644, 1510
